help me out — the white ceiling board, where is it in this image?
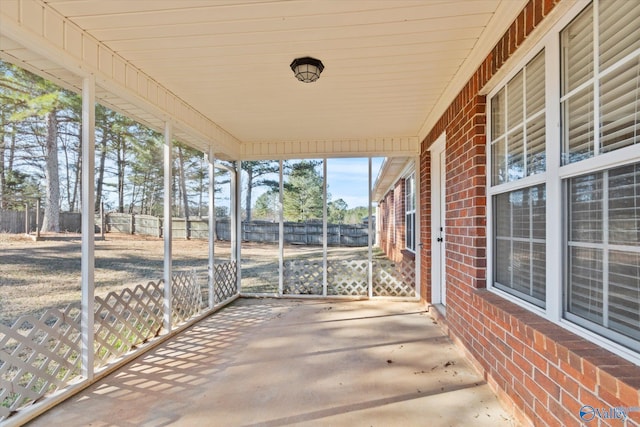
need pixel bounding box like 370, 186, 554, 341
5, 0, 529, 157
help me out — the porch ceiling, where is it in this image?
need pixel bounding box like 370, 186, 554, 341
0, 0, 526, 159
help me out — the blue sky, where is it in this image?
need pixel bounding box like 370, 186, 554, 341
326, 157, 384, 208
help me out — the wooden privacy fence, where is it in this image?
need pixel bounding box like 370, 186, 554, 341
0, 210, 85, 233
0, 210, 373, 246
105, 214, 373, 246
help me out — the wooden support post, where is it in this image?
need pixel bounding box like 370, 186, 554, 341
36, 199, 41, 240
24, 201, 29, 236
100, 202, 105, 239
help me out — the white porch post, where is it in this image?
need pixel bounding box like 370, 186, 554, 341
278, 160, 284, 296
81, 75, 96, 379
322, 159, 327, 297
368, 157, 373, 299
207, 149, 215, 309
231, 161, 241, 292
163, 122, 173, 332
414, 156, 421, 300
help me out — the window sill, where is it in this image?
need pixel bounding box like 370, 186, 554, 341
401, 249, 415, 260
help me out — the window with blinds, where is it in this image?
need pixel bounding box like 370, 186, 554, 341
491, 50, 546, 185
405, 173, 415, 252
494, 185, 546, 307
567, 163, 640, 343
490, 49, 547, 306
562, 0, 640, 351
561, 1, 640, 164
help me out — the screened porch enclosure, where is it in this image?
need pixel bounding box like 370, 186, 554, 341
0, 153, 418, 426
238, 158, 418, 299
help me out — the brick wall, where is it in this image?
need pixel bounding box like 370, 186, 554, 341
377, 178, 406, 263
419, 0, 640, 425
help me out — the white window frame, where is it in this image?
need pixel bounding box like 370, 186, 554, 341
405, 172, 416, 253
487, 0, 640, 364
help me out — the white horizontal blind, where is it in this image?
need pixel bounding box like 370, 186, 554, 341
492, 51, 546, 185
608, 164, 640, 340
491, 87, 507, 183
526, 52, 546, 175
494, 185, 546, 307
561, 4, 595, 164
599, 0, 640, 70
562, 0, 640, 163
562, 0, 640, 351
567, 172, 604, 324
405, 174, 415, 252
599, 0, 640, 154
490, 49, 547, 307
567, 163, 640, 343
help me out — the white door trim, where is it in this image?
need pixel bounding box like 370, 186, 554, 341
429, 133, 446, 306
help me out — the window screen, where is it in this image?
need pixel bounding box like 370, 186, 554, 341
494, 185, 546, 307
566, 163, 640, 342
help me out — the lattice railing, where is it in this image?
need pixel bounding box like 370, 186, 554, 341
2, 270, 205, 421
214, 261, 237, 303
172, 270, 202, 324
283, 259, 323, 295
327, 260, 368, 296
93, 281, 164, 368
0, 305, 82, 421
373, 259, 415, 297
283, 258, 415, 297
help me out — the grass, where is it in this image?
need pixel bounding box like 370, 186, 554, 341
0, 233, 219, 326
0, 232, 376, 325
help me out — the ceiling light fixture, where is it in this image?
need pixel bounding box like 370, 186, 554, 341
290, 57, 325, 83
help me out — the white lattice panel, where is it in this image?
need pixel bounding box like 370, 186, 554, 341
94, 281, 164, 368
0, 305, 82, 421
172, 270, 202, 323
214, 261, 237, 303
327, 260, 368, 296
283, 260, 323, 295
373, 259, 415, 297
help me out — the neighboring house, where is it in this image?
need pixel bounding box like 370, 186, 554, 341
374, 0, 640, 424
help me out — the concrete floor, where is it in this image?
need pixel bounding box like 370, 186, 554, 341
28, 299, 518, 427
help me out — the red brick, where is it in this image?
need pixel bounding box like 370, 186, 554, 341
543, 0, 557, 17
549, 395, 580, 426
548, 364, 579, 396
534, 0, 543, 24
534, 368, 560, 400
598, 369, 619, 399
560, 389, 584, 423
524, 374, 549, 406
514, 378, 535, 408
525, 2, 535, 35
516, 12, 525, 47
618, 380, 640, 407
